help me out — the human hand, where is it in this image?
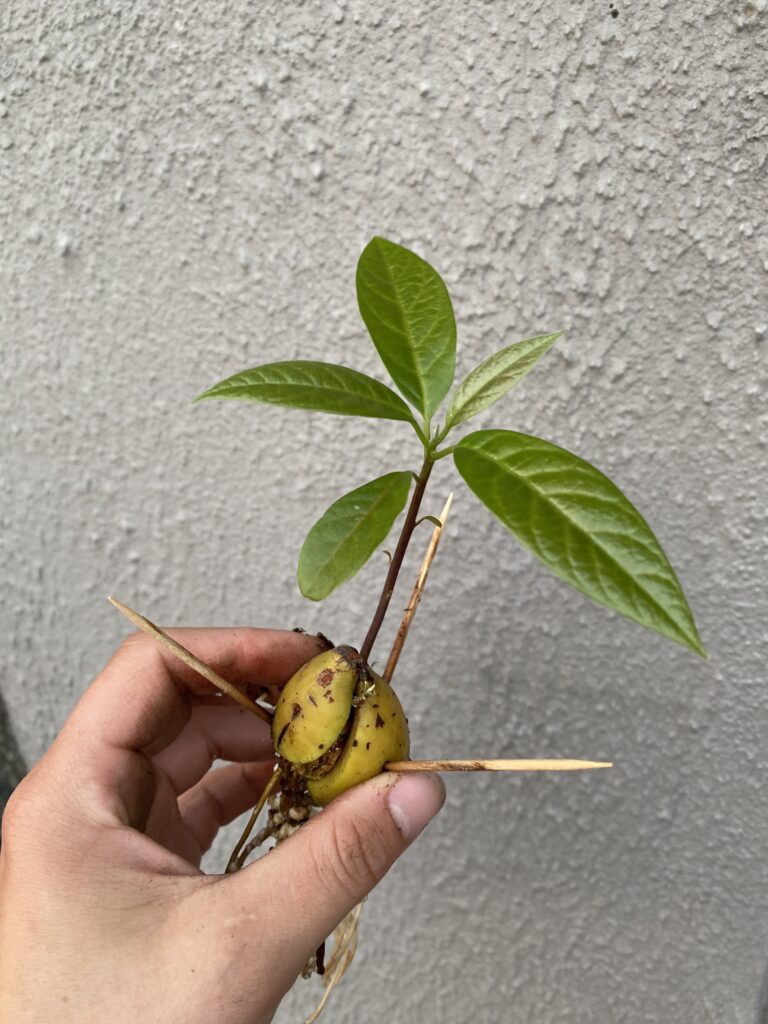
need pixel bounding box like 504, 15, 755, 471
0, 628, 445, 1023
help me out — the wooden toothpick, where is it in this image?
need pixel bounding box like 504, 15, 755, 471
384, 759, 613, 772
226, 767, 282, 873
384, 492, 453, 683
107, 600, 612, 774
107, 596, 273, 725
381, 503, 612, 775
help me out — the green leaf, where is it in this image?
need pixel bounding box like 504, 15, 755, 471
298, 471, 413, 601
445, 332, 563, 430
194, 360, 416, 423
356, 236, 456, 419
454, 430, 705, 655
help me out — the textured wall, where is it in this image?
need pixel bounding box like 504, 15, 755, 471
2, 1, 767, 1021
0, 691, 25, 817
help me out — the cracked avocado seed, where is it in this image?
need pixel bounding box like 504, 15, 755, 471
307, 672, 409, 806
272, 646, 410, 805
272, 645, 359, 765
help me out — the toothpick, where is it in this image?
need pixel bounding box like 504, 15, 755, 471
384, 492, 453, 683
384, 759, 613, 772
226, 767, 282, 873
107, 596, 273, 725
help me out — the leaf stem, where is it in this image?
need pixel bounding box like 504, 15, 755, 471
411, 421, 430, 448
359, 453, 434, 664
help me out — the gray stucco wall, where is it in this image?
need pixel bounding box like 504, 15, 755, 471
2, 2, 767, 1021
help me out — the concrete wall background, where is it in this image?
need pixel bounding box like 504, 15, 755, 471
2, 1, 767, 1021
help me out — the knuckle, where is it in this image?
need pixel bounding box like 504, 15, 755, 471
1, 776, 40, 845
116, 630, 153, 662
319, 812, 394, 902
194, 784, 227, 833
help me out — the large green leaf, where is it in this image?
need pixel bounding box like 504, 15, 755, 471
445, 332, 563, 430
194, 360, 416, 423
298, 471, 413, 601
454, 430, 705, 655
356, 237, 456, 419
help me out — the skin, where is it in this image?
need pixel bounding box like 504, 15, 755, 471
0, 627, 445, 1024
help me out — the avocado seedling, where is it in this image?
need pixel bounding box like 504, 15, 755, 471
111, 236, 703, 1020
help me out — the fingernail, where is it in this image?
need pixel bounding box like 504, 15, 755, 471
386, 772, 446, 843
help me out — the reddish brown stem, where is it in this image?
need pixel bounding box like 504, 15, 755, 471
359, 456, 433, 664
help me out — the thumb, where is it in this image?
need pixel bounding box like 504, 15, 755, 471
228, 771, 444, 978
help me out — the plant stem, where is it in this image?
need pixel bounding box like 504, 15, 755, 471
359, 453, 434, 664
411, 421, 430, 448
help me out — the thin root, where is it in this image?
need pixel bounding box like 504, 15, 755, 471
225, 768, 282, 873
305, 903, 364, 1024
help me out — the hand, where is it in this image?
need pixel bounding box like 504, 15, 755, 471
0, 628, 445, 1023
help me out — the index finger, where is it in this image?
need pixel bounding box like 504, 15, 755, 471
50, 627, 329, 826
79, 627, 330, 753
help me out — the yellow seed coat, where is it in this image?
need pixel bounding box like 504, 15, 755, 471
272, 646, 359, 764
307, 674, 409, 806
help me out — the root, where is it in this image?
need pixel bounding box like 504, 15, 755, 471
305, 903, 364, 1024
235, 788, 312, 869
224, 763, 363, 1021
